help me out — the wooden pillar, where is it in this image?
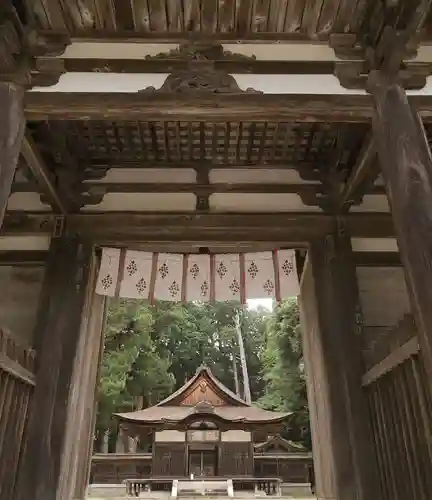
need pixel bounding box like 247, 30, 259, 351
299, 228, 379, 500
14, 234, 98, 500
369, 72, 432, 396
72, 291, 107, 500
0, 83, 25, 227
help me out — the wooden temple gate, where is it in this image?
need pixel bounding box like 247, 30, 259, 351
1, 1, 432, 500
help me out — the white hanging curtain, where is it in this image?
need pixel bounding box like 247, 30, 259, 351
96, 248, 299, 302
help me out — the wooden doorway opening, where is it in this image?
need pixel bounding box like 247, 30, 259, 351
188, 447, 218, 477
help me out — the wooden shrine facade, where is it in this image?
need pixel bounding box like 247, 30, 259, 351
1, 1, 432, 500
90, 370, 310, 485
113, 366, 290, 479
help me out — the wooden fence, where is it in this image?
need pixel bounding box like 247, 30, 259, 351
0, 328, 36, 500
362, 315, 432, 500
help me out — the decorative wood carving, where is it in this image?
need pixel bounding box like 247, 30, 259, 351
139, 65, 262, 95
26, 30, 70, 58
0, 6, 70, 87
145, 43, 256, 62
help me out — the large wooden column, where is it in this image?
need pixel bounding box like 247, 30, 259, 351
369, 72, 432, 395
0, 83, 25, 227
299, 228, 379, 500
15, 234, 100, 500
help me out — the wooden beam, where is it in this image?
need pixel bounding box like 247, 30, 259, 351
24, 92, 377, 122
336, 135, 379, 212
13, 181, 326, 196
23, 92, 432, 123
0, 250, 48, 265
61, 58, 336, 75
14, 181, 323, 194
370, 73, 432, 401
1, 212, 395, 242
0, 83, 24, 228
20, 133, 68, 214
68, 31, 327, 43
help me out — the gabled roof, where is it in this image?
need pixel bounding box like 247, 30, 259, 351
115, 365, 291, 427
254, 435, 306, 453
156, 364, 248, 407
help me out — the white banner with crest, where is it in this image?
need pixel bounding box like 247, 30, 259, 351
96, 248, 299, 302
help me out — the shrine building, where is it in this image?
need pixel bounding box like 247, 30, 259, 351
115, 365, 291, 478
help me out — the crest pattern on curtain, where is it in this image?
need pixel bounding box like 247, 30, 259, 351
96, 248, 299, 302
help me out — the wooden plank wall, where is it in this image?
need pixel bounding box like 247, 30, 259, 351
0, 328, 36, 500
362, 315, 432, 500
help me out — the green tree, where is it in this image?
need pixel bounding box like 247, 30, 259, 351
258, 299, 311, 449
95, 300, 174, 451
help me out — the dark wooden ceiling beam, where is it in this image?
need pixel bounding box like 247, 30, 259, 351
12, 181, 323, 195
68, 31, 326, 43
336, 134, 380, 212
20, 133, 68, 214
59, 58, 336, 75
24, 93, 375, 122
23, 92, 432, 122
0, 250, 48, 266
1, 212, 395, 241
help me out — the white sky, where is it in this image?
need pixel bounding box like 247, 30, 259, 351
247, 298, 273, 311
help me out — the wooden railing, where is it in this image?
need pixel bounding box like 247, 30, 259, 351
91, 453, 312, 485
362, 315, 432, 500
124, 477, 282, 497
254, 478, 282, 496
0, 328, 36, 500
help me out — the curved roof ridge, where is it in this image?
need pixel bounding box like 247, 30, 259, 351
156, 365, 248, 407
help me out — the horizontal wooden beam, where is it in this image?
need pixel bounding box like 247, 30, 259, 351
23, 92, 432, 122
24, 93, 376, 122
68, 31, 328, 44
12, 182, 385, 197
61, 58, 335, 75
0, 250, 48, 265
1, 212, 395, 243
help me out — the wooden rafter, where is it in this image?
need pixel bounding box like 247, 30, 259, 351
336, 135, 379, 212
20, 133, 67, 214
23, 92, 432, 122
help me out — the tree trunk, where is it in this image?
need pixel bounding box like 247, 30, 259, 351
236, 312, 252, 404
232, 348, 240, 396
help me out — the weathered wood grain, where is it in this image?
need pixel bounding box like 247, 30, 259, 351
24, 92, 376, 122
0, 212, 396, 242
299, 228, 379, 500
0, 83, 24, 228
370, 72, 432, 402
14, 235, 94, 500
